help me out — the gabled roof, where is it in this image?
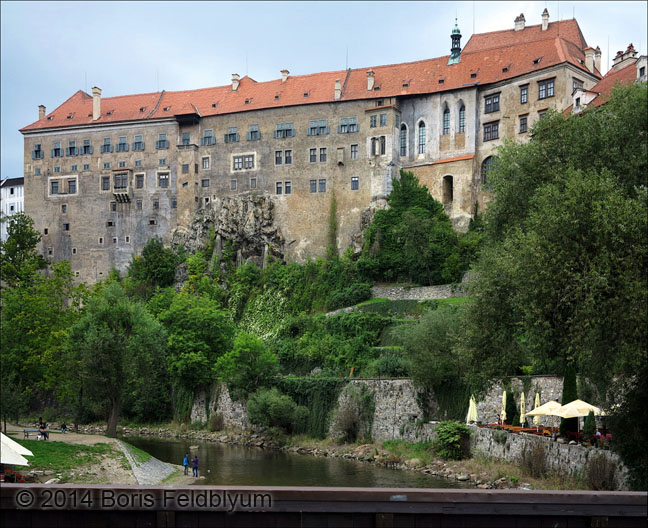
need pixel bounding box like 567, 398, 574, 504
21, 19, 598, 133
0, 177, 25, 187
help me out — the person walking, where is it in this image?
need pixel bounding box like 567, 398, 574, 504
183, 453, 189, 476
61, 422, 67, 434
192, 455, 199, 478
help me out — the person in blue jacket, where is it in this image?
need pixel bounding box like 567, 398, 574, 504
183, 453, 189, 475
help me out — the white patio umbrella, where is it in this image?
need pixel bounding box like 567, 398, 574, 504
525, 399, 562, 431
519, 393, 526, 425
555, 399, 605, 418
1, 432, 33, 466
500, 391, 507, 423
533, 393, 542, 426
1, 433, 34, 457
465, 395, 478, 423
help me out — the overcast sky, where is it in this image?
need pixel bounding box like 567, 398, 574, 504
2, 1, 646, 178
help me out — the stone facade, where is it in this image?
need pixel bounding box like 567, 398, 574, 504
370, 283, 466, 301
190, 383, 248, 430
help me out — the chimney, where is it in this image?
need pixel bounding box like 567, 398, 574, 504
92, 86, 101, 121
281, 69, 289, 83
334, 79, 341, 100
584, 47, 595, 73
38, 105, 46, 120
367, 70, 375, 91
541, 8, 549, 31
514, 13, 525, 31
613, 43, 638, 71
594, 46, 602, 73
231, 73, 240, 91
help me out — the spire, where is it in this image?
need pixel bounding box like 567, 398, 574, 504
448, 18, 462, 65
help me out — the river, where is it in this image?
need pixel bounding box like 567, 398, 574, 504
122, 436, 465, 488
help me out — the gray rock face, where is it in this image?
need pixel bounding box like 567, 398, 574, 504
172, 194, 285, 264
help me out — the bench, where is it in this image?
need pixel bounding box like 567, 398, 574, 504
23, 429, 40, 439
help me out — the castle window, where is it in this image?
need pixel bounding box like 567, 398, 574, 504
351, 144, 359, 160
538, 78, 554, 100
247, 124, 260, 141
519, 85, 528, 104
71, 164, 78, 172
202, 157, 210, 170
443, 108, 450, 135
135, 160, 142, 168
32, 143, 44, 159
158, 173, 169, 188
201, 179, 210, 187
417, 121, 426, 154
136, 199, 142, 210
72, 248, 77, 254
276, 181, 283, 195
156, 133, 169, 149
103, 162, 110, 170
125, 236, 130, 243
54, 166, 61, 173
149, 219, 157, 226
459, 105, 465, 132
116, 136, 129, 152
244, 155, 254, 169
338, 117, 358, 133
182, 164, 189, 174
483, 121, 499, 141
136, 174, 144, 188
102, 176, 110, 190
181, 132, 190, 145
284, 181, 292, 195
81, 139, 93, 155
309, 148, 317, 163
400, 124, 407, 156
106, 220, 114, 227
83, 164, 90, 171
380, 136, 386, 155
225, 127, 239, 143
110, 201, 116, 211
98, 237, 104, 245
201, 129, 215, 146
35, 168, 41, 175
51, 142, 62, 158
572, 78, 584, 92
519, 115, 528, 133
351, 177, 359, 190
485, 94, 500, 113
62, 204, 67, 213
310, 180, 316, 193
442, 175, 453, 203
133, 135, 145, 151
153, 200, 159, 209
250, 178, 257, 189
274, 122, 295, 138
101, 138, 113, 154
481, 156, 495, 185
66, 140, 78, 156
44, 228, 48, 235
118, 161, 126, 168
171, 200, 176, 209
319, 179, 326, 193
159, 158, 166, 166
380, 113, 387, 127
50, 181, 59, 194
285, 150, 292, 164
112, 237, 118, 244
114, 173, 127, 190
68, 179, 77, 194
308, 120, 328, 136
275, 151, 282, 165
370, 115, 377, 128
320, 148, 327, 162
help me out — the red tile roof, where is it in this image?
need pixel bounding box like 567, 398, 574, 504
21, 19, 598, 133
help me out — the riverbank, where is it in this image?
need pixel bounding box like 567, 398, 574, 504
3, 424, 193, 486
53, 422, 587, 490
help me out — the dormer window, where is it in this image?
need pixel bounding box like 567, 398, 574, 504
470, 72, 477, 79
245, 98, 252, 105
533, 57, 542, 65
163, 106, 171, 111
303, 92, 310, 98
106, 110, 113, 116
402, 82, 409, 88
274, 94, 280, 101
211, 103, 218, 108
47, 115, 54, 121
140, 106, 146, 112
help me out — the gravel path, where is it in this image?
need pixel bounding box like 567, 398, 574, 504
117, 440, 175, 485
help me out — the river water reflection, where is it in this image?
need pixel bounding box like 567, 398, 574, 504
122, 436, 465, 488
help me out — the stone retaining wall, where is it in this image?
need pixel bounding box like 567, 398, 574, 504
370, 284, 465, 301
190, 383, 248, 430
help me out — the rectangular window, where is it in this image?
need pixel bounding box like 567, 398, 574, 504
244, 155, 254, 169
318, 179, 326, 193
370, 115, 377, 128
202, 157, 209, 170
307, 119, 328, 136
538, 110, 547, 119
380, 136, 386, 155
132, 135, 144, 151
133, 160, 141, 169
275, 151, 282, 165
159, 159, 166, 166
35, 168, 41, 175
181, 132, 190, 145
276, 181, 283, 195
520, 85, 528, 104
484, 121, 499, 141
54, 166, 61, 173
182, 164, 189, 174
118, 161, 126, 168
51, 142, 62, 158
233, 156, 243, 170
100, 138, 113, 154
309, 180, 317, 193
351, 144, 358, 160
247, 124, 260, 141
351, 177, 359, 190
63, 223, 70, 231
51, 181, 59, 194
320, 148, 327, 162
66, 140, 78, 156
99, 238, 104, 245
380, 113, 387, 127
110, 201, 117, 212
338, 117, 358, 133
83, 164, 90, 171
201, 129, 215, 146
250, 178, 257, 189
201, 178, 210, 187
153, 200, 159, 209
136, 199, 142, 210
171, 199, 177, 209
309, 148, 317, 163
71, 164, 78, 172
116, 137, 129, 152
459, 108, 466, 133
572, 78, 584, 92
68, 179, 76, 194
103, 162, 110, 170
62, 204, 67, 213
32, 143, 44, 159
156, 133, 169, 149
158, 173, 169, 188
225, 127, 240, 143
538, 78, 555, 100
114, 173, 127, 189
285, 150, 292, 164
274, 122, 295, 139
81, 139, 93, 155
443, 111, 450, 135
136, 174, 144, 188
102, 176, 110, 190
519, 115, 528, 133
231, 180, 237, 190
125, 236, 130, 243
485, 94, 500, 113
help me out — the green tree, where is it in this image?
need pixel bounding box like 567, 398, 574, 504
158, 291, 235, 391
214, 332, 279, 399
583, 410, 596, 443
0, 212, 47, 287
559, 366, 579, 436
68, 282, 167, 436
127, 236, 176, 289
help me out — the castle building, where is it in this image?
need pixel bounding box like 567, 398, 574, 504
1, 177, 25, 241
21, 11, 602, 283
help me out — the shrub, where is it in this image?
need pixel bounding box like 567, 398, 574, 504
492, 430, 508, 445
586, 455, 617, 491
432, 421, 471, 460
208, 413, 224, 432
326, 282, 372, 311
559, 365, 578, 436
364, 352, 409, 378
519, 441, 548, 478
583, 410, 596, 443
246, 388, 308, 434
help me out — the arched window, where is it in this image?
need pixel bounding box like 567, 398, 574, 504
399, 124, 407, 156
481, 156, 495, 185
443, 175, 453, 203
418, 121, 426, 154
442, 108, 450, 135
458, 105, 465, 133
